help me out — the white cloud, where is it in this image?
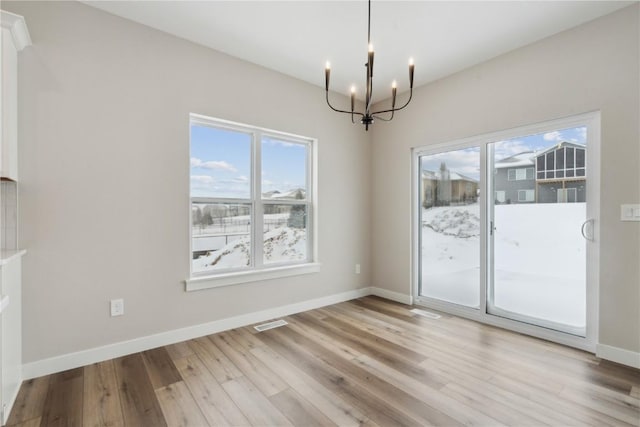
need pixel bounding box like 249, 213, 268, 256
190, 175, 214, 185
233, 175, 249, 183
190, 157, 237, 172
543, 131, 563, 142
262, 138, 299, 148
578, 127, 587, 142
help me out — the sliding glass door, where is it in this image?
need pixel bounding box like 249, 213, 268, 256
488, 127, 588, 336
418, 147, 481, 308
414, 113, 599, 348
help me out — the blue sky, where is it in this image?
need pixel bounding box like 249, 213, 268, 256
421, 126, 587, 181
190, 125, 307, 198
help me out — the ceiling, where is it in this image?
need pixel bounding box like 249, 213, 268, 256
83, 1, 634, 102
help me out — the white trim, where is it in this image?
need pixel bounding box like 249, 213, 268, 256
185, 262, 321, 291
2, 385, 20, 425
414, 295, 595, 352
22, 286, 371, 380
0, 10, 32, 51
188, 113, 318, 281
370, 287, 413, 305
412, 111, 601, 352
596, 344, 640, 369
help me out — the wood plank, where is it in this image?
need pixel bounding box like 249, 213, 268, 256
257, 324, 454, 427
210, 331, 288, 397
142, 347, 182, 390
420, 358, 582, 426
227, 327, 264, 351
39, 368, 84, 427
155, 381, 209, 427
114, 353, 167, 427
269, 388, 337, 427
6, 297, 640, 427
352, 354, 505, 426
5, 417, 42, 427
173, 355, 250, 427
165, 342, 194, 362
488, 373, 636, 427
83, 360, 124, 427
250, 341, 372, 427
5, 376, 50, 425
188, 336, 243, 383
222, 376, 294, 426
285, 316, 362, 361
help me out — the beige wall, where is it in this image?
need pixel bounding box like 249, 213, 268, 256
372, 4, 640, 353
5, 0, 639, 364
5, 1, 371, 363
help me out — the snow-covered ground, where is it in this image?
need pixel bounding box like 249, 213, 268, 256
421, 203, 586, 329
193, 226, 306, 272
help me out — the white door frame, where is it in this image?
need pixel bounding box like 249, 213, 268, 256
411, 111, 600, 352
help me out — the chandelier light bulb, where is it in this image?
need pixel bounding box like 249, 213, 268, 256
323, 0, 415, 130
325, 61, 331, 70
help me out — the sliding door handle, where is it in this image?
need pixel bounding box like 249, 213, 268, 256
581, 219, 594, 241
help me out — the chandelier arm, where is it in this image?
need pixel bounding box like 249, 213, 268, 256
373, 108, 395, 121
371, 89, 413, 115
326, 91, 365, 116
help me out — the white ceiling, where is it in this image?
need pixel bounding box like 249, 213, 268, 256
83, 1, 634, 102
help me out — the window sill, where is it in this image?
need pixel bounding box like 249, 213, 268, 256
185, 262, 321, 292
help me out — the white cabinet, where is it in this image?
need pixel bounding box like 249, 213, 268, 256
0, 254, 23, 425
0, 11, 29, 425
1, 11, 30, 181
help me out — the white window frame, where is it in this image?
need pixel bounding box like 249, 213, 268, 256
186, 114, 320, 291
508, 167, 534, 181
557, 188, 577, 203
411, 111, 601, 353
517, 189, 535, 202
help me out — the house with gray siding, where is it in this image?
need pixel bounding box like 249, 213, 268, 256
494, 151, 536, 204
494, 142, 586, 204
535, 142, 586, 203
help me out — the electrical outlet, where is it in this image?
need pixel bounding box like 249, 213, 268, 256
355, 264, 361, 274
110, 299, 124, 317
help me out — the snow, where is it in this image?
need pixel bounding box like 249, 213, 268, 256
494, 151, 536, 169
421, 202, 586, 330
193, 226, 306, 272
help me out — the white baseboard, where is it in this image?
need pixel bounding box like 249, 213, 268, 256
22, 287, 371, 380
596, 343, 640, 369
2, 383, 20, 425
369, 287, 413, 305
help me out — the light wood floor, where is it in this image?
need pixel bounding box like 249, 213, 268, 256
7, 296, 640, 426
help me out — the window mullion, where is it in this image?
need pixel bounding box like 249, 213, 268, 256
253, 131, 264, 269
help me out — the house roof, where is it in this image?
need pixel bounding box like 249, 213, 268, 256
495, 141, 586, 169
494, 151, 536, 169
422, 169, 478, 183
535, 141, 586, 158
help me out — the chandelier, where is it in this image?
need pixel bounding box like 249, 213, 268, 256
324, 0, 415, 131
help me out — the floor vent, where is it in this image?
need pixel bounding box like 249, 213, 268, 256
410, 308, 441, 319
254, 319, 288, 332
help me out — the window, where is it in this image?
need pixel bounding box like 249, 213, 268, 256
557, 188, 577, 203
517, 189, 535, 202
508, 167, 534, 181
495, 191, 506, 203
188, 114, 317, 289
